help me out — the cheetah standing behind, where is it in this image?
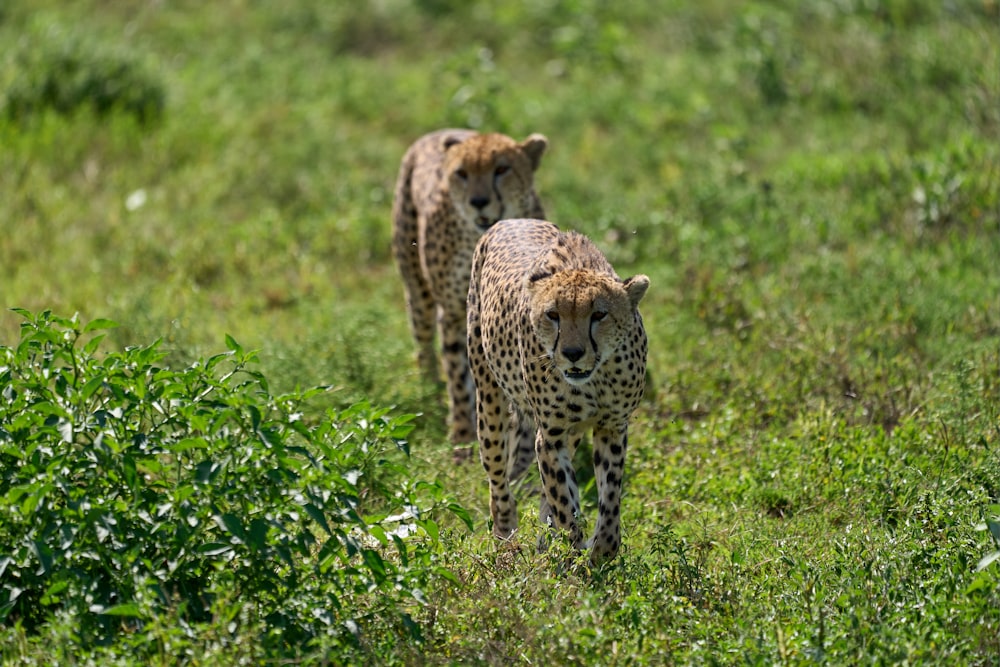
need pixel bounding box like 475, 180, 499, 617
392, 129, 548, 445
468, 219, 649, 563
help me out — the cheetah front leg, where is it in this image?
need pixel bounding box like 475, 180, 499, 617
392, 216, 438, 381
474, 383, 518, 540
505, 406, 536, 481
535, 430, 584, 550
468, 283, 517, 539
590, 423, 629, 563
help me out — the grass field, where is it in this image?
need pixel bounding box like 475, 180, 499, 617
2, 1, 999, 664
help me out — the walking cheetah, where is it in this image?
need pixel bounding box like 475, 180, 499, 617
391, 129, 548, 445
467, 219, 649, 563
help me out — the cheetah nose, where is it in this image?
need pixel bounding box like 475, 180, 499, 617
562, 346, 585, 363
469, 196, 490, 210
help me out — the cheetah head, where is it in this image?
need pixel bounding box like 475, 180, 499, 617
527, 269, 649, 386
442, 132, 547, 230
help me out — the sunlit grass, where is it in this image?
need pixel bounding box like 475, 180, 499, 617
1, 0, 999, 663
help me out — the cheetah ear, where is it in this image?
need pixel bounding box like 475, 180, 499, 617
442, 135, 466, 151
519, 133, 548, 171
623, 275, 649, 309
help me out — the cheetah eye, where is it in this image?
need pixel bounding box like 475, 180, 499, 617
494, 165, 510, 177
591, 311, 608, 323
455, 168, 468, 181
546, 310, 560, 323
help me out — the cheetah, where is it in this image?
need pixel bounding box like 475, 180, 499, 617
392, 129, 548, 445
467, 219, 649, 563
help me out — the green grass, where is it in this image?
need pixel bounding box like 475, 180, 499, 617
2, 0, 999, 664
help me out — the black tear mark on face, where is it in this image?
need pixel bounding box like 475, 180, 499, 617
529, 270, 552, 283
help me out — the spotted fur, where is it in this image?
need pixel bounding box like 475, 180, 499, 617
468, 219, 649, 563
392, 129, 548, 444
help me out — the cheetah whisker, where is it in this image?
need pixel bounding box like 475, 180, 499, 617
531, 353, 557, 373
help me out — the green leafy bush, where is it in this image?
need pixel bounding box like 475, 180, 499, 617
0, 310, 469, 657
2, 24, 164, 125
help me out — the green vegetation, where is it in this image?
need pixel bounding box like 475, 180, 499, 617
1, 0, 998, 664
1, 310, 469, 663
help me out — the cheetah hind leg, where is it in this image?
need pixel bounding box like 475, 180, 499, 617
505, 406, 536, 481
498, 408, 550, 551
438, 309, 477, 446
450, 363, 479, 462
391, 210, 438, 383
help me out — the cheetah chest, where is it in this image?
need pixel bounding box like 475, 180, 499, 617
489, 326, 644, 429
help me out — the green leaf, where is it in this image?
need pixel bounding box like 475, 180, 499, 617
361, 549, 387, 581
194, 459, 220, 484
247, 518, 269, 551
80, 375, 105, 400
389, 415, 418, 438
224, 334, 242, 356
295, 385, 333, 402
197, 542, 233, 556
169, 437, 208, 452
368, 524, 388, 546
41, 579, 70, 604
966, 570, 996, 595
418, 519, 440, 542
448, 502, 474, 531
304, 503, 333, 536
21, 483, 53, 516
434, 565, 462, 586
248, 404, 262, 431
31, 402, 70, 419
173, 484, 196, 504
82, 333, 107, 356
129, 341, 167, 368
275, 545, 293, 568
975, 550, 1000, 573
987, 515, 1000, 546
83, 318, 120, 333
0, 589, 22, 621
204, 351, 233, 372
215, 513, 246, 543
97, 602, 144, 617
30, 539, 54, 576
122, 455, 138, 490
391, 533, 408, 566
